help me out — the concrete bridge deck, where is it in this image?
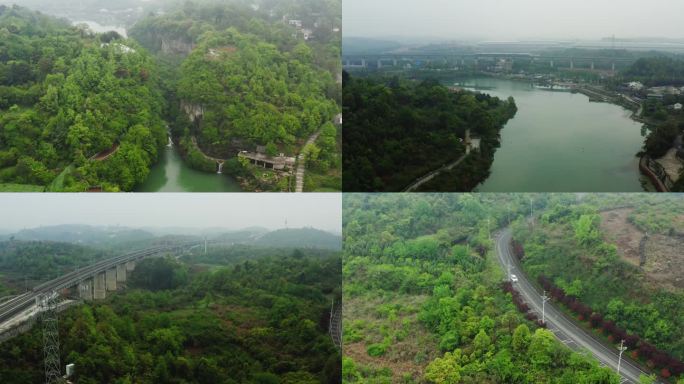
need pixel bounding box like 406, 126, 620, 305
0, 240, 217, 343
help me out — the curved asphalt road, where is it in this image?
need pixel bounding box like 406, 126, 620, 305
495, 228, 662, 384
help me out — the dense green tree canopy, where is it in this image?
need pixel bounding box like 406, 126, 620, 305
0, 5, 167, 191
0, 247, 341, 384
343, 194, 623, 383
175, 28, 337, 154
342, 73, 517, 191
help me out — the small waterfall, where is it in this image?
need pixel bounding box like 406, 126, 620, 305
167, 135, 173, 148
217, 161, 224, 174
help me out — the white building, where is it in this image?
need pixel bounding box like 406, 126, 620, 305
627, 81, 644, 91
301, 28, 313, 40
674, 103, 683, 110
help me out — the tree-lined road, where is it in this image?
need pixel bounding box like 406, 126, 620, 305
495, 228, 661, 384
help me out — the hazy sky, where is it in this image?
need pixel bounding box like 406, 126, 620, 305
344, 0, 684, 41
0, 194, 341, 233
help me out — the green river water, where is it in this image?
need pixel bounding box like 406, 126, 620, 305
136, 144, 242, 192
455, 78, 649, 192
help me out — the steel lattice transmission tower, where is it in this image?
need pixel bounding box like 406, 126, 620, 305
329, 299, 342, 349
40, 292, 61, 384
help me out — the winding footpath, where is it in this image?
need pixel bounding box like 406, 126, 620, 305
495, 228, 662, 384
402, 153, 468, 192
295, 130, 321, 192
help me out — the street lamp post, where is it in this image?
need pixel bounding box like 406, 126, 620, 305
542, 290, 550, 324
617, 339, 627, 376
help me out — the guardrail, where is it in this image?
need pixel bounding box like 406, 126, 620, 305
639, 155, 673, 192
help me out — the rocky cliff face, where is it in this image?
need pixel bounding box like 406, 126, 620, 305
161, 38, 195, 55
181, 101, 204, 122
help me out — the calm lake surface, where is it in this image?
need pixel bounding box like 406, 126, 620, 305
454, 78, 648, 192
136, 145, 241, 192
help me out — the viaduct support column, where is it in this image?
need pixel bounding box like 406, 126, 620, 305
106, 268, 117, 291
116, 264, 127, 283
125, 261, 136, 272
94, 272, 106, 300
79, 279, 93, 301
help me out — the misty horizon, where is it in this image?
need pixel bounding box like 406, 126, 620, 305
344, 0, 684, 41
0, 194, 342, 234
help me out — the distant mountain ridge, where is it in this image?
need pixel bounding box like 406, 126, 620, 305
252, 228, 342, 250
1, 224, 341, 250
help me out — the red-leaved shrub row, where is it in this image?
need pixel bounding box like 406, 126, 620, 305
537, 275, 684, 377
510, 239, 525, 261
501, 281, 546, 328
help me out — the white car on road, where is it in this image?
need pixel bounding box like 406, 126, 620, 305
510, 274, 518, 282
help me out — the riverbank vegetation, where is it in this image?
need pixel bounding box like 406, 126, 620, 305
0, 248, 341, 384
129, 0, 342, 191
342, 72, 517, 191
510, 194, 684, 381
0, 1, 341, 192
0, 5, 167, 191
343, 194, 622, 383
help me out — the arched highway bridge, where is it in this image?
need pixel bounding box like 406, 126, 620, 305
0, 240, 216, 343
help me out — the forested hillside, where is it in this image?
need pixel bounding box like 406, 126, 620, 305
343, 194, 623, 383
0, 240, 109, 284
621, 57, 684, 86
511, 194, 684, 380
342, 73, 517, 191
0, 5, 167, 191
0, 249, 341, 384
129, 0, 342, 191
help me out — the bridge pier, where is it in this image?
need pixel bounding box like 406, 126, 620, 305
106, 268, 117, 291
570, 60, 574, 69
125, 261, 136, 272
361, 59, 366, 68
590, 61, 594, 70
550, 60, 554, 68
116, 264, 127, 283
79, 279, 93, 301
94, 272, 106, 300
612, 62, 615, 72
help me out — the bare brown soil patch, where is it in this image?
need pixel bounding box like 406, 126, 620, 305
600, 208, 643, 268
344, 295, 437, 383
600, 208, 684, 291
